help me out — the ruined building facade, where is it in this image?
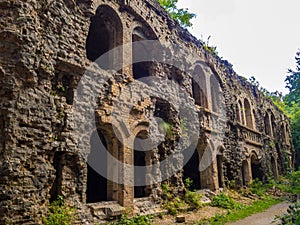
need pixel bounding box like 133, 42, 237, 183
0, 0, 294, 224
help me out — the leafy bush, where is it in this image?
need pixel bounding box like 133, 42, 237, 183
163, 197, 187, 215
249, 179, 267, 196
43, 196, 77, 225
276, 170, 300, 194
277, 201, 300, 224
210, 192, 242, 210
185, 190, 203, 209
109, 214, 153, 225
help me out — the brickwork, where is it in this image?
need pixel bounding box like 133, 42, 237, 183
0, 0, 294, 224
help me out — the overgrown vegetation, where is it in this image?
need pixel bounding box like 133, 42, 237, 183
108, 214, 153, 225
161, 178, 203, 215
210, 192, 242, 210
198, 196, 280, 225
43, 196, 77, 225
277, 201, 300, 224
157, 0, 196, 27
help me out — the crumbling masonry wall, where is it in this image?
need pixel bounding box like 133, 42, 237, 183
0, 0, 294, 224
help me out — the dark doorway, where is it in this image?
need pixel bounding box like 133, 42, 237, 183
50, 152, 65, 202
134, 132, 149, 198
86, 130, 108, 203
216, 155, 224, 188
251, 162, 263, 181
183, 149, 201, 190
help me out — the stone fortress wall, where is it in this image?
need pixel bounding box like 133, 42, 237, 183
0, 0, 294, 224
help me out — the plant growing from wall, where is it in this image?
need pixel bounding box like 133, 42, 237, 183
43, 196, 77, 225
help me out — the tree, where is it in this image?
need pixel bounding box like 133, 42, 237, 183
158, 0, 196, 27
284, 50, 300, 169
285, 50, 300, 105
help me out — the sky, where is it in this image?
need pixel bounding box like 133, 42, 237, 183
177, 0, 300, 94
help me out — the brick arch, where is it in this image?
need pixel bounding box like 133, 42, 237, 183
131, 20, 160, 81
86, 4, 123, 69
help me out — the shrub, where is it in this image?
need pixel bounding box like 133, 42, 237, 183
109, 214, 153, 225
277, 201, 300, 224
185, 190, 203, 209
43, 196, 77, 225
249, 179, 267, 196
210, 192, 242, 210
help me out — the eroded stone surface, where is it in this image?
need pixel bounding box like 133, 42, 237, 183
0, 0, 294, 224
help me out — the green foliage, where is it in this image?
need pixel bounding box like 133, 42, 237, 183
276, 170, 300, 194
158, 121, 173, 137
157, 0, 196, 27
199, 196, 280, 225
284, 50, 300, 169
161, 180, 203, 215
249, 179, 267, 196
184, 177, 193, 190
277, 201, 300, 224
185, 190, 203, 209
108, 214, 153, 225
210, 192, 242, 210
203, 36, 218, 56
43, 196, 77, 225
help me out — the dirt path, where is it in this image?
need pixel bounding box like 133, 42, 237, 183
227, 201, 290, 225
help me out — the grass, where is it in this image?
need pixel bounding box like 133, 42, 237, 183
108, 214, 153, 225
198, 196, 281, 225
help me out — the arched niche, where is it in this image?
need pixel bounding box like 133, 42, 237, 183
270, 113, 276, 137
244, 98, 254, 129
192, 65, 208, 108
264, 111, 272, 136
210, 74, 222, 113
86, 5, 123, 70
132, 25, 158, 81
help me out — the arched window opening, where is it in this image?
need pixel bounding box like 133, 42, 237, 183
264, 112, 271, 136
210, 74, 222, 112
183, 149, 201, 190
192, 65, 208, 108
244, 99, 254, 129
134, 131, 150, 198
271, 113, 276, 137
132, 27, 157, 81
86, 130, 108, 203
86, 6, 123, 69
